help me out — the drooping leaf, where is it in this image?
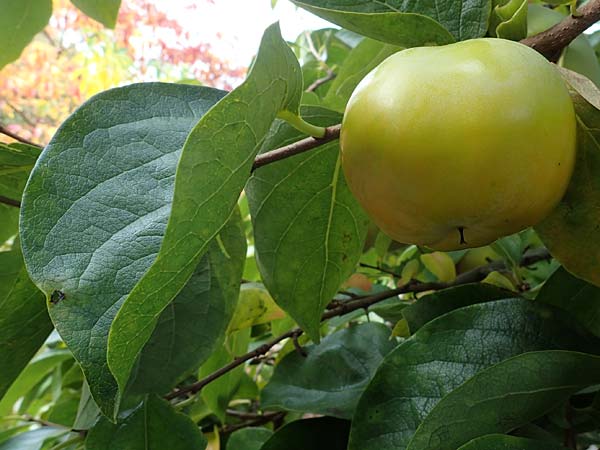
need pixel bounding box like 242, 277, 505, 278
20, 83, 227, 418
227, 283, 284, 334
70, 0, 121, 28
0, 350, 72, 415
86, 395, 207, 450
407, 351, 600, 450
128, 207, 246, 394
198, 328, 251, 422
536, 89, 600, 287
261, 323, 395, 419
0, 0, 52, 69
349, 299, 597, 450
0, 247, 51, 401
536, 266, 600, 337
226, 427, 273, 450
107, 23, 304, 394
261, 417, 350, 450
246, 106, 369, 340
558, 67, 600, 110
401, 283, 512, 333
293, 0, 491, 45
457, 434, 567, 450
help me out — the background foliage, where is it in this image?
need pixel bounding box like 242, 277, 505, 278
2, 0, 600, 449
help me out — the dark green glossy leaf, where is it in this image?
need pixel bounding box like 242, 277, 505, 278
20, 82, 227, 418
86, 395, 207, 450
261, 417, 350, 450
407, 351, 600, 450
457, 434, 568, 450
70, 0, 121, 28
323, 38, 399, 113
261, 323, 395, 419
349, 299, 597, 450
246, 106, 369, 341
128, 208, 246, 394
0, 0, 52, 69
226, 427, 273, 450
108, 23, 304, 393
0, 247, 51, 401
536, 266, 600, 337
401, 283, 514, 333
536, 89, 600, 287
293, 0, 491, 45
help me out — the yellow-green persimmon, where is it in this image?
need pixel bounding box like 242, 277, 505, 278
340, 38, 576, 251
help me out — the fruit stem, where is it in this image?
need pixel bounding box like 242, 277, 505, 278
277, 110, 327, 138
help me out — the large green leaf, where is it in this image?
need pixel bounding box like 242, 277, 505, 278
401, 283, 513, 333
293, 0, 491, 45
86, 395, 207, 450
20, 83, 227, 418
0, 0, 52, 69
227, 427, 273, 450
128, 208, 246, 394
107, 23, 304, 394
323, 38, 400, 113
536, 90, 600, 287
406, 351, 600, 450
457, 434, 567, 450
261, 417, 350, 450
246, 106, 369, 340
349, 299, 596, 450
261, 323, 395, 419
0, 350, 72, 415
536, 266, 600, 337
70, 0, 121, 28
0, 247, 52, 401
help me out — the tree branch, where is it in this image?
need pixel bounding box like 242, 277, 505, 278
166, 248, 551, 401
520, 0, 600, 60
0, 195, 21, 208
0, 125, 42, 148
220, 411, 285, 435
252, 124, 341, 171
306, 70, 337, 93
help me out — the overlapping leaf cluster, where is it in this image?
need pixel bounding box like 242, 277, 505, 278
2, 1, 600, 449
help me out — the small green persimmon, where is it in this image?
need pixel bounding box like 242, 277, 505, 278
340, 38, 576, 251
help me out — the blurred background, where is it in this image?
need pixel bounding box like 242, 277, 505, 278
0, 0, 331, 144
